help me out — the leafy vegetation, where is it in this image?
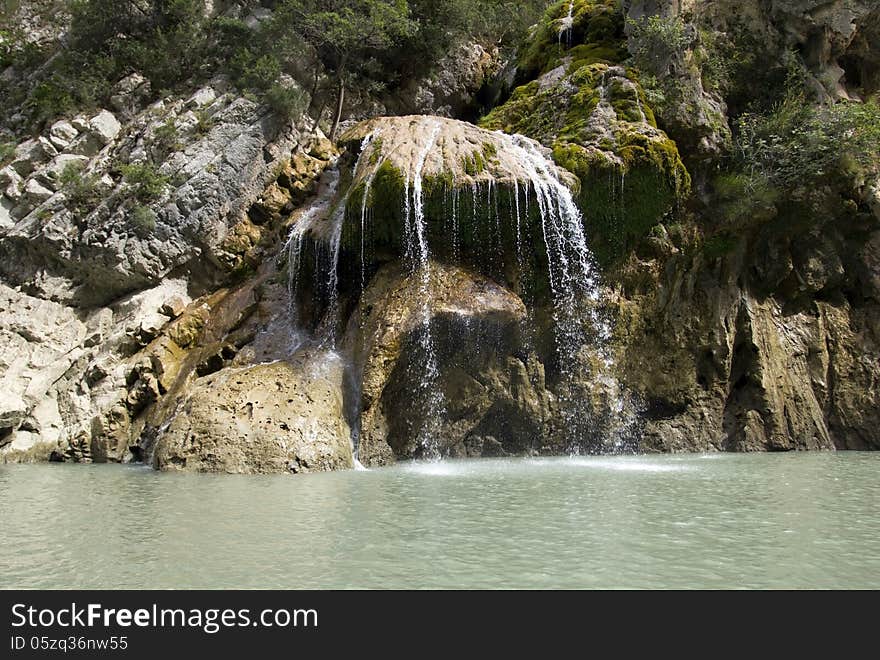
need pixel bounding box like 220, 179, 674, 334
1, 0, 550, 137
59, 162, 102, 214
129, 204, 157, 237
0, 142, 15, 166
119, 162, 170, 202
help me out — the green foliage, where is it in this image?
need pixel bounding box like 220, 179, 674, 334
232, 52, 282, 92
129, 204, 157, 237
735, 95, 880, 189
3, 0, 554, 135
0, 142, 15, 166
712, 172, 779, 226
153, 121, 182, 155
701, 232, 739, 259
120, 162, 170, 202
626, 15, 690, 116
0, 24, 46, 70
194, 110, 214, 136
626, 15, 689, 76
60, 162, 102, 214
265, 84, 308, 121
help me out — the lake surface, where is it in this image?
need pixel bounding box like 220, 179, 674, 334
1, 453, 878, 589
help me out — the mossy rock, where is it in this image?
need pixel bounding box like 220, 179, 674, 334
293, 116, 589, 326
519, 0, 626, 79
480, 0, 690, 266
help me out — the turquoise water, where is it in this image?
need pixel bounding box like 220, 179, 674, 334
1, 453, 878, 589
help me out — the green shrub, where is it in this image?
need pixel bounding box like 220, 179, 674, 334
735, 96, 880, 188
265, 83, 307, 120
627, 15, 689, 76
232, 51, 281, 92
0, 142, 15, 166
60, 162, 102, 214
120, 162, 170, 202
129, 204, 157, 237
153, 121, 182, 155
194, 109, 214, 136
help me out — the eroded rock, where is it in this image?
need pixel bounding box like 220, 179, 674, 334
153, 355, 353, 474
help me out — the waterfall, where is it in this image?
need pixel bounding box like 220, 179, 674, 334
498, 132, 629, 451
280, 167, 341, 351
559, 2, 575, 47
357, 132, 377, 294
280, 118, 637, 462
403, 120, 446, 459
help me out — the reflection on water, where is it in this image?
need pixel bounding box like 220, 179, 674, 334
1, 453, 879, 589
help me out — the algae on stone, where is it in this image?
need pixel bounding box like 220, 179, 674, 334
480, 0, 690, 265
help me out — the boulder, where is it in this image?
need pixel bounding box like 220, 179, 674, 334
89, 109, 123, 145
0, 166, 23, 200
153, 354, 354, 474
23, 178, 54, 205
348, 261, 554, 465
110, 73, 152, 115
48, 120, 80, 150
186, 86, 217, 109
332, 114, 580, 285
10, 138, 56, 176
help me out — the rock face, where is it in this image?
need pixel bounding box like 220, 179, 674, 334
1, 0, 878, 472
481, 0, 691, 264
389, 42, 506, 120
153, 355, 354, 474
347, 262, 555, 466
0, 70, 336, 466
0, 80, 304, 307
613, 236, 880, 451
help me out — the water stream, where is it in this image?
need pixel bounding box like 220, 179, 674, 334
403, 120, 446, 459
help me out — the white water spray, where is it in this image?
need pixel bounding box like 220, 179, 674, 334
403, 121, 447, 459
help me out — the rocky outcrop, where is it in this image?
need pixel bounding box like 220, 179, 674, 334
388, 42, 507, 120
610, 206, 880, 452
481, 0, 691, 264
0, 77, 306, 307
0, 69, 337, 465
347, 261, 555, 466
153, 355, 353, 474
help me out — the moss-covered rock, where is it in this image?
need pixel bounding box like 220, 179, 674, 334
293, 115, 584, 312
480, 0, 690, 265
519, 0, 627, 79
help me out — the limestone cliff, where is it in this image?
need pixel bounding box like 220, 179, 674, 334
1, 0, 878, 471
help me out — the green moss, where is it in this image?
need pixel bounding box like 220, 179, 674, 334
368, 137, 383, 166
462, 151, 487, 176
567, 43, 626, 71
702, 232, 739, 259
482, 141, 498, 161
519, 0, 625, 79
553, 136, 689, 266
480, 0, 691, 269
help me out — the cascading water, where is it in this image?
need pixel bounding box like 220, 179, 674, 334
281, 117, 637, 464
357, 132, 378, 294
497, 132, 633, 451
278, 136, 377, 467
280, 167, 341, 352
402, 121, 447, 459
559, 2, 575, 47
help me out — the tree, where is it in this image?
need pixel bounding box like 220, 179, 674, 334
270, 0, 416, 138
